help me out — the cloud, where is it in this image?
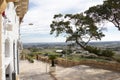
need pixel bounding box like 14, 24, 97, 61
20, 0, 120, 43
21, 35, 66, 43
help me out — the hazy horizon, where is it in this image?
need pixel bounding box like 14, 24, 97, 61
22, 40, 120, 44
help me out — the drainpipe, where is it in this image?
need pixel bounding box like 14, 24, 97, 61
0, 14, 2, 80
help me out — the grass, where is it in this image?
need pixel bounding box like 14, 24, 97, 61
21, 48, 120, 63
113, 53, 120, 62
66, 55, 111, 62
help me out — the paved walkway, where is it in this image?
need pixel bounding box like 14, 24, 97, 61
20, 60, 120, 80
53, 65, 120, 80
20, 60, 54, 80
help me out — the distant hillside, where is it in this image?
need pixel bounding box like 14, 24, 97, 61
23, 41, 120, 48
89, 41, 120, 48
23, 42, 67, 48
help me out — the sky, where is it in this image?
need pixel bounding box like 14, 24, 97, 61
20, 0, 120, 43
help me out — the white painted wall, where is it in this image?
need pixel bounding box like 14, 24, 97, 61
1, 2, 20, 80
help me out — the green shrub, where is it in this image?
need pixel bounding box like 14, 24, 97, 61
27, 56, 34, 63
31, 48, 39, 52
85, 46, 101, 55
28, 53, 34, 57
101, 50, 115, 57
113, 54, 120, 62
85, 46, 115, 57
67, 55, 73, 60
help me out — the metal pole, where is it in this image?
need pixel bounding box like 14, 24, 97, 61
46, 62, 47, 73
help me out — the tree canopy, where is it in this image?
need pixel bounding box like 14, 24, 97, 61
50, 0, 120, 54
50, 13, 105, 49
85, 0, 120, 30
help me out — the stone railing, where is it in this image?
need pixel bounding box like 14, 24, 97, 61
36, 55, 120, 72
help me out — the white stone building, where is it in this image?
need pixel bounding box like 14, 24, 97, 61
0, 0, 29, 80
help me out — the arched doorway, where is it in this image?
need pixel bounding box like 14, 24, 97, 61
5, 65, 11, 80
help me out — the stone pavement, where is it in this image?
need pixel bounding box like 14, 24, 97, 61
53, 65, 120, 80
20, 60, 120, 80
20, 60, 54, 80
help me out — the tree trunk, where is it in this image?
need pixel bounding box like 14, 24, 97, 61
51, 59, 55, 67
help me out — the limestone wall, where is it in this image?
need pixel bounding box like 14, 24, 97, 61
37, 55, 120, 72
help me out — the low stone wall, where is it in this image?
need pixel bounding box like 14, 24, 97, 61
36, 55, 50, 63
78, 60, 120, 71
36, 55, 120, 72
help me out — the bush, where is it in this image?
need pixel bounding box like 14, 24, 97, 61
27, 56, 34, 63
101, 50, 115, 57
31, 48, 39, 52
99, 56, 113, 61
85, 46, 101, 55
83, 54, 98, 58
85, 46, 115, 57
28, 53, 34, 57
113, 54, 120, 63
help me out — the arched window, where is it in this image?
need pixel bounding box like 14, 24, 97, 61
5, 39, 10, 57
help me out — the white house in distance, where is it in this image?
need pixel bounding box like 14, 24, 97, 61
0, 0, 29, 80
